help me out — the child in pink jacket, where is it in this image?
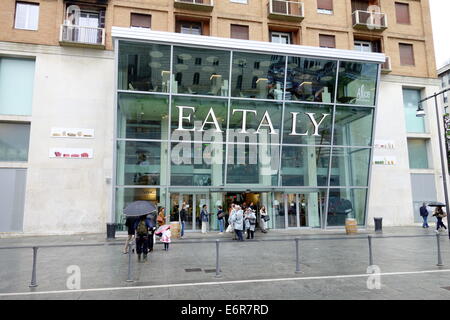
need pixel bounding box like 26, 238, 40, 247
161, 226, 171, 251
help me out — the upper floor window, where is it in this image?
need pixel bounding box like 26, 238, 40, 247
395, 2, 410, 24
317, 0, 333, 14
131, 13, 151, 29
231, 24, 249, 40
399, 43, 415, 66
354, 40, 372, 53
270, 31, 292, 44
176, 21, 202, 35
319, 34, 336, 48
15, 2, 39, 31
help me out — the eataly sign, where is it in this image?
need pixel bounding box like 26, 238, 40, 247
176, 106, 329, 136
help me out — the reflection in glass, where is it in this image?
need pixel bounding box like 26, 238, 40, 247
226, 143, 280, 186
116, 141, 167, 186
229, 100, 283, 145
170, 142, 225, 186
273, 192, 285, 229
333, 106, 374, 146
287, 57, 337, 102
329, 148, 371, 187
0, 122, 30, 161
118, 42, 171, 92
327, 188, 367, 226
171, 96, 228, 142
403, 89, 425, 133
337, 62, 378, 106
117, 93, 169, 140
231, 52, 286, 99
281, 146, 330, 186
115, 188, 162, 231
283, 103, 333, 145
172, 46, 230, 96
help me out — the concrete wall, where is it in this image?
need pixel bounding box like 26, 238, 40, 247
368, 74, 444, 226
0, 42, 115, 235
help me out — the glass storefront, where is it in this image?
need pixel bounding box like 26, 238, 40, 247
114, 40, 380, 230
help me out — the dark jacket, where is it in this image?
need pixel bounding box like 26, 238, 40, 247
217, 209, 224, 220
180, 208, 187, 222
420, 206, 429, 217
201, 209, 209, 222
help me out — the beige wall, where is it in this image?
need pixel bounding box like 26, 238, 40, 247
0, 0, 438, 78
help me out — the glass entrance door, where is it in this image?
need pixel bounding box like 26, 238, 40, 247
170, 192, 209, 232
283, 191, 323, 228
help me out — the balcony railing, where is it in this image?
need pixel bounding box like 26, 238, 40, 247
381, 56, 392, 73
174, 0, 214, 11
60, 24, 105, 48
268, 0, 304, 22
352, 10, 387, 31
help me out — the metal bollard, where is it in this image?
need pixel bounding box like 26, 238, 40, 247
295, 238, 302, 274
215, 239, 221, 278
436, 232, 444, 266
126, 241, 134, 282
29, 247, 38, 288
368, 235, 374, 266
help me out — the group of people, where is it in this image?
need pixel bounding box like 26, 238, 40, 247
419, 203, 447, 232
123, 207, 172, 262
226, 203, 269, 241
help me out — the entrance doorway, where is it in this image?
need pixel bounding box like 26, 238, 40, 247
170, 192, 209, 232
283, 192, 324, 228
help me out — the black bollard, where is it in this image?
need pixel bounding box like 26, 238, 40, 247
215, 239, 221, 278
368, 235, 374, 266
436, 232, 444, 266
126, 242, 134, 282
29, 247, 38, 288
295, 238, 301, 274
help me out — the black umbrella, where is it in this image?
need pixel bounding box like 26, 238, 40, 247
428, 201, 446, 207
123, 201, 157, 217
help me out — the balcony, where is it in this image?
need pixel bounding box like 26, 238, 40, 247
381, 56, 392, 73
352, 10, 387, 31
174, 0, 214, 12
59, 24, 105, 49
268, 0, 304, 22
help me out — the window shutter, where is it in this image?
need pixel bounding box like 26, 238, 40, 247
131, 13, 151, 28
317, 0, 333, 11
319, 34, 336, 48
231, 24, 249, 40
399, 43, 415, 66
395, 2, 410, 24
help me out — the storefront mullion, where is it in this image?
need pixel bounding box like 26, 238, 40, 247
277, 55, 289, 187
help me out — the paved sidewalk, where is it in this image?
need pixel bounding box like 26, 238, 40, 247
1, 226, 450, 299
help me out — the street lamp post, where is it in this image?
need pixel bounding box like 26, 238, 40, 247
416, 87, 450, 239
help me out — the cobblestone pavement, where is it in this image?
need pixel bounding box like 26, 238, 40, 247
1, 226, 450, 300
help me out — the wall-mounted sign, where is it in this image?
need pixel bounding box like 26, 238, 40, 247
373, 156, 396, 166
49, 148, 94, 159
51, 128, 94, 139
374, 140, 395, 149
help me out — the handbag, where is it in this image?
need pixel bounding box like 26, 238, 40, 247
263, 215, 270, 222
226, 224, 234, 233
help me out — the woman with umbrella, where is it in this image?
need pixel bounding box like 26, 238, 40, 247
123, 200, 157, 261
430, 202, 448, 232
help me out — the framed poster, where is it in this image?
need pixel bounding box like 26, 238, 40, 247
49, 148, 94, 159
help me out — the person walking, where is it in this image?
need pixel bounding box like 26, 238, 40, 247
123, 216, 137, 254
230, 205, 244, 241
161, 226, 171, 251
260, 205, 268, 233
180, 202, 187, 239
434, 206, 447, 232
419, 202, 429, 228
217, 205, 225, 234
201, 204, 209, 234
244, 208, 257, 239
133, 215, 151, 262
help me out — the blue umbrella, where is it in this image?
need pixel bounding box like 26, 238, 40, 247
123, 201, 157, 217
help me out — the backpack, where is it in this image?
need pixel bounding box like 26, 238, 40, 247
136, 220, 148, 236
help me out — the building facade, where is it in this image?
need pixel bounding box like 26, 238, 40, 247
0, 0, 446, 235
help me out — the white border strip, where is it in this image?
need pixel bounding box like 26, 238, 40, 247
111, 27, 385, 64
2, 269, 450, 297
